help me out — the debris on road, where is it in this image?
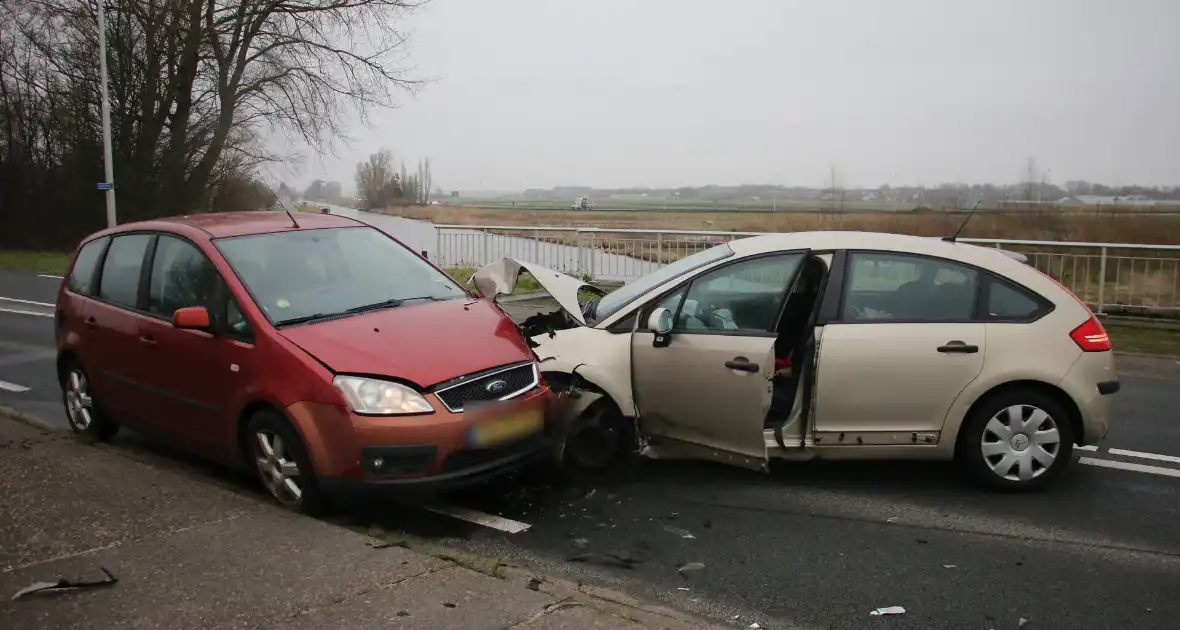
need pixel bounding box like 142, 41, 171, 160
1019, 617, 1030, 627
677, 561, 706, 577
572, 537, 590, 550
11, 567, 118, 600
869, 605, 906, 616
942, 564, 957, 569
664, 525, 696, 539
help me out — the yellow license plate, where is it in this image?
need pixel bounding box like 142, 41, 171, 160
470, 409, 544, 448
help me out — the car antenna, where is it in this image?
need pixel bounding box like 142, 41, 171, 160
943, 199, 982, 243
266, 182, 300, 228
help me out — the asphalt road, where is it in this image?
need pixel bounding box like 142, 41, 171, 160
2, 270, 1179, 630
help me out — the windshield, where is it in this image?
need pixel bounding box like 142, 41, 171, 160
591, 243, 734, 322
214, 226, 467, 326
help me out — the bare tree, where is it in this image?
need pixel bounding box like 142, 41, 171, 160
355, 149, 399, 209
1023, 157, 1040, 203
824, 165, 844, 211
1, 0, 422, 246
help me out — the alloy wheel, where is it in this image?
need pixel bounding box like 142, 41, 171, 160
253, 431, 303, 506
980, 404, 1061, 482
65, 369, 94, 432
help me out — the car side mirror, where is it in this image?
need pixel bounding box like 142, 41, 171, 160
647, 307, 673, 348
172, 306, 211, 331
647, 307, 673, 335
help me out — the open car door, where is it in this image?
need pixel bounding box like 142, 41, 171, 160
630, 250, 811, 471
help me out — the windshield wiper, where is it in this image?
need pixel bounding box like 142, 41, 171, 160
345, 296, 447, 314
275, 313, 334, 327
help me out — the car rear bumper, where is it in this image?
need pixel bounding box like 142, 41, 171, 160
1059, 352, 1118, 445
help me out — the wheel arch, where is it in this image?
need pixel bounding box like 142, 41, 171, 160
56, 350, 79, 386
949, 379, 1083, 451
234, 398, 311, 468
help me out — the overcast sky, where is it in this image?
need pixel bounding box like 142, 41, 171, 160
276, 0, 1180, 193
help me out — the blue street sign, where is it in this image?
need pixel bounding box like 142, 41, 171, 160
96, 182, 113, 190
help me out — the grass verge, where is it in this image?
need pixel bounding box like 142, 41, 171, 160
0, 250, 71, 275
1107, 324, 1180, 356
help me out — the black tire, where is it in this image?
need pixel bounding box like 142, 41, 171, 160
956, 387, 1075, 491
559, 400, 639, 485
245, 409, 330, 516
60, 359, 119, 443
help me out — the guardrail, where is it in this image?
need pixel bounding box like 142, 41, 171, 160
433, 225, 1180, 317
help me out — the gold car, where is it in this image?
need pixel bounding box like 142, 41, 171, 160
473, 231, 1118, 491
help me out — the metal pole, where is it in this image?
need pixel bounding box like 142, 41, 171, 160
1096, 247, 1107, 315
97, 1, 117, 227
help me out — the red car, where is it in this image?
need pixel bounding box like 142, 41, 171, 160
55, 211, 557, 513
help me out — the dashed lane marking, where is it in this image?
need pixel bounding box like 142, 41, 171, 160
0, 296, 54, 307
0, 307, 52, 318
1080, 457, 1180, 479
38, 274, 63, 279
1107, 448, 1180, 465
1076, 445, 1098, 451
0, 380, 30, 393
425, 504, 532, 533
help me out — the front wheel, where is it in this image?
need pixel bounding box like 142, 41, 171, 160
957, 388, 1075, 491
246, 410, 329, 515
61, 361, 119, 443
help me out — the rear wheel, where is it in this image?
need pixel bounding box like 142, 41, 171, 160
61, 361, 119, 443
246, 410, 329, 515
957, 388, 1074, 491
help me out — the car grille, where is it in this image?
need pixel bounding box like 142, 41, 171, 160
433, 362, 539, 413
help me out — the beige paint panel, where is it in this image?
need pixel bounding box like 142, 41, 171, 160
632, 331, 774, 461
531, 327, 636, 415
814, 322, 986, 433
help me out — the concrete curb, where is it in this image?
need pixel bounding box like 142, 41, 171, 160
0, 404, 59, 432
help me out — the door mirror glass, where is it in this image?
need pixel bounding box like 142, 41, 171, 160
647, 307, 673, 334
173, 306, 211, 330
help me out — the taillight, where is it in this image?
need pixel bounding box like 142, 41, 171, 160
1030, 267, 1111, 352
1069, 316, 1111, 352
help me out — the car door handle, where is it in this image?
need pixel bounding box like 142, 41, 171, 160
139, 336, 157, 348
724, 357, 761, 373
937, 341, 979, 354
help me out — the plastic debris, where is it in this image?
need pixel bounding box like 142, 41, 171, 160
749, 624, 762, 629
869, 606, 906, 616
1018, 618, 1030, 627
663, 526, 696, 539
942, 564, 956, 569
12, 568, 118, 600
678, 561, 706, 576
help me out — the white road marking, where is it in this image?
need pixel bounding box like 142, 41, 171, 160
0, 380, 30, 393
1107, 448, 1180, 465
425, 504, 532, 533
0, 307, 53, 318
1075, 444, 1098, 452
0, 296, 54, 307
38, 274, 63, 279
1080, 457, 1180, 479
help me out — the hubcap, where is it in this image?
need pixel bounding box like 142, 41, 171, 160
65, 370, 94, 432
253, 431, 302, 506
981, 404, 1061, 482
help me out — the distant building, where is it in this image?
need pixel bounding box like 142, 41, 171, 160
1057, 195, 1170, 207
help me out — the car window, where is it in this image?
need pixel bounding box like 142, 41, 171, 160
214, 226, 467, 326
68, 236, 110, 296
843, 252, 978, 322
225, 297, 254, 341
592, 243, 734, 322
98, 234, 153, 308
987, 278, 1043, 320
147, 235, 222, 317
674, 254, 803, 333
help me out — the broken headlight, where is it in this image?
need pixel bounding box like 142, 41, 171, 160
332, 376, 434, 415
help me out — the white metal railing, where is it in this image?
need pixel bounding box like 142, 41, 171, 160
431, 225, 1180, 317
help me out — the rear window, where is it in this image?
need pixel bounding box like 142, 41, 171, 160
98, 234, 153, 308
985, 277, 1049, 321
214, 226, 467, 326
67, 236, 110, 296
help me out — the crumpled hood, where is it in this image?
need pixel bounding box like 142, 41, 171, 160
471, 258, 605, 326
278, 298, 535, 388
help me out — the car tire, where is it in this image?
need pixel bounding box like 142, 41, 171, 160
560, 400, 639, 484
957, 388, 1075, 491
246, 409, 330, 516
61, 360, 119, 443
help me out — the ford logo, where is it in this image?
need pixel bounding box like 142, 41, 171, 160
485, 379, 509, 395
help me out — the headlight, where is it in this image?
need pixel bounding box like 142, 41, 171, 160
332, 376, 434, 415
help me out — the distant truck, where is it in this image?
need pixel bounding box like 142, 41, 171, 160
571, 197, 593, 211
